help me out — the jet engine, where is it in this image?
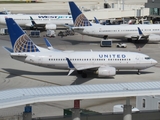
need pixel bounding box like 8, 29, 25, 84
96, 66, 116, 77
148, 34, 160, 42
45, 24, 57, 30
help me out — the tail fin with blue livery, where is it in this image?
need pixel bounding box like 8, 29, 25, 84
5, 18, 39, 53
94, 17, 99, 24
69, 1, 92, 27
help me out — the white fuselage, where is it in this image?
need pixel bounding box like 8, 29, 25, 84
10, 50, 157, 70
0, 14, 73, 27
74, 24, 160, 40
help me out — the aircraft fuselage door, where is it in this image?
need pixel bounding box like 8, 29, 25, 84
136, 56, 140, 64
38, 56, 43, 64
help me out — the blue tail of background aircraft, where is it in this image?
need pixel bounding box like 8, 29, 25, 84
5, 18, 39, 53
30, 16, 37, 27
94, 17, 99, 24
69, 1, 92, 27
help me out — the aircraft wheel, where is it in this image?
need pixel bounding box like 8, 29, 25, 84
137, 70, 141, 75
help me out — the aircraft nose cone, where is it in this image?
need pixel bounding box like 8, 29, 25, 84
153, 59, 158, 65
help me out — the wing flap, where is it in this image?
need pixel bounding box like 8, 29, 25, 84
75, 65, 100, 71
66, 58, 100, 75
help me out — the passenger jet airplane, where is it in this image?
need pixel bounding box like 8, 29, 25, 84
0, 14, 73, 30
3, 18, 157, 78
69, 1, 160, 43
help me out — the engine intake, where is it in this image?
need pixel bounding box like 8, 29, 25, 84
45, 24, 56, 30
148, 34, 160, 42
96, 66, 116, 77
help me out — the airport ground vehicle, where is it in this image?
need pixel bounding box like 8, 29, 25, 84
116, 43, 127, 48
46, 30, 56, 37
0, 28, 8, 35
29, 30, 40, 37
100, 39, 112, 47
58, 30, 75, 37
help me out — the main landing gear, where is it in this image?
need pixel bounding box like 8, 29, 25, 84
137, 70, 141, 75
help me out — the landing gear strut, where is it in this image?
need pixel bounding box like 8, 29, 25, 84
137, 70, 141, 75
103, 35, 108, 40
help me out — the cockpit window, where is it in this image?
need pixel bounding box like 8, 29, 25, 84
145, 57, 151, 60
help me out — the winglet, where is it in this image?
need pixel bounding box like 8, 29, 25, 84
137, 27, 143, 35
137, 27, 143, 40
68, 1, 92, 27
66, 58, 76, 75
94, 17, 99, 24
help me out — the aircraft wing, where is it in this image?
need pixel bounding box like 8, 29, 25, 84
66, 58, 102, 75
25, 22, 46, 27
125, 27, 150, 40
72, 27, 84, 30
74, 65, 100, 71
125, 34, 138, 38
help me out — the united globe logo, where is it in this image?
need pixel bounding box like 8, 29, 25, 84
14, 34, 39, 52
74, 14, 92, 27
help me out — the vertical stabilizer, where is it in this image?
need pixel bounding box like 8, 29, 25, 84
5, 18, 39, 53
69, 1, 92, 27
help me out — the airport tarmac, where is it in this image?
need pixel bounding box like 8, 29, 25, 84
0, 30, 160, 118
0, 1, 160, 118
0, 0, 104, 14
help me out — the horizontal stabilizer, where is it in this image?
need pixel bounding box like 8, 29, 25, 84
2, 46, 13, 53
44, 38, 52, 47
43, 38, 61, 51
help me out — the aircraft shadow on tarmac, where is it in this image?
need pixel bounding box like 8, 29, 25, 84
71, 70, 154, 85
2, 68, 154, 85
62, 38, 152, 48
116, 70, 154, 75
2, 68, 68, 78
62, 39, 101, 45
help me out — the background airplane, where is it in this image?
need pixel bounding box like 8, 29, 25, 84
69, 1, 160, 43
3, 18, 157, 78
0, 14, 73, 30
